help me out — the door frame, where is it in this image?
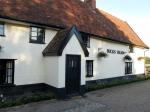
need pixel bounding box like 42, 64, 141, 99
65, 54, 81, 95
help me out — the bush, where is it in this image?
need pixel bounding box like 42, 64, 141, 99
97, 52, 108, 58
87, 76, 150, 92
145, 57, 150, 64
0, 91, 55, 109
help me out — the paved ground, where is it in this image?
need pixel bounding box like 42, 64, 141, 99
1, 80, 150, 112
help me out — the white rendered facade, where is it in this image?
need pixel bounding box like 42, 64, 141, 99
0, 22, 146, 89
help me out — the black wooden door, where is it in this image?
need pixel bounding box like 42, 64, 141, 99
0, 60, 6, 85
66, 55, 81, 95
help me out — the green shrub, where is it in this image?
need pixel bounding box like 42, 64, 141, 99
145, 57, 150, 64
0, 91, 55, 109
87, 76, 150, 92
97, 52, 108, 58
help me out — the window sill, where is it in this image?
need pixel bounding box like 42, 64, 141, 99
0, 35, 5, 37
86, 75, 94, 78
129, 52, 134, 53
29, 41, 46, 44
0, 84, 16, 87
125, 73, 133, 75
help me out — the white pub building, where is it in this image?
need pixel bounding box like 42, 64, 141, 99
0, 0, 149, 98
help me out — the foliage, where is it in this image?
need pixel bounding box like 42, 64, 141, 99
0, 91, 55, 109
138, 57, 145, 60
97, 51, 108, 58
87, 75, 150, 92
145, 57, 150, 64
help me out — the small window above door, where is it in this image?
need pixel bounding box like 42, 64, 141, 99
81, 33, 90, 48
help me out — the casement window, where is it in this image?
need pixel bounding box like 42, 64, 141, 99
129, 46, 134, 53
0, 60, 15, 85
30, 27, 45, 44
81, 33, 90, 48
0, 22, 4, 36
125, 62, 132, 74
86, 60, 93, 77
6, 61, 14, 84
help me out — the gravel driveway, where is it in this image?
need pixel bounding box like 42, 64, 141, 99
1, 80, 150, 112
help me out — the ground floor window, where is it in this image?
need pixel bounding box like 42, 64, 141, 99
125, 62, 132, 74
86, 60, 93, 77
0, 60, 15, 85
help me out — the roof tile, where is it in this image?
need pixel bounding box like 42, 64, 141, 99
0, 0, 148, 48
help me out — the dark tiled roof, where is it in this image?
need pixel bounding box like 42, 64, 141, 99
43, 26, 89, 56
0, 0, 148, 48
43, 28, 69, 56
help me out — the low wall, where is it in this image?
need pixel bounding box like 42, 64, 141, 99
86, 74, 145, 91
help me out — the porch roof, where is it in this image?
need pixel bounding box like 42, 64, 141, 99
43, 26, 89, 57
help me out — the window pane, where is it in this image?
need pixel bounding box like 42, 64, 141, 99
0, 28, 3, 35
8, 76, 12, 84
86, 60, 93, 77
30, 27, 38, 41
0, 25, 3, 28
6, 61, 14, 84
31, 32, 38, 37
81, 33, 90, 48
6, 62, 12, 68
38, 28, 45, 43
0, 24, 4, 35
31, 36, 38, 40
30, 27, 45, 43
38, 29, 44, 36
8, 69, 12, 76
125, 62, 132, 74
31, 27, 37, 32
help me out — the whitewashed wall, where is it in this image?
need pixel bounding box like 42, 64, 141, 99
58, 34, 86, 88
44, 57, 59, 87
0, 23, 57, 85
130, 47, 145, 75
86, 37, 146, 81
0, 22, 146, 87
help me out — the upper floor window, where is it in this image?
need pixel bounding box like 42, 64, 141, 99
129, 46, 134, 53
86, 60, 93, 77
0, 22, 4, 36
81, 33, 90, 48
30, 27, 45, 44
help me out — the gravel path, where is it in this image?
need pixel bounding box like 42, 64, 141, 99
1, 80, 150, 112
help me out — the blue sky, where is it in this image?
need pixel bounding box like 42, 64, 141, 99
96, 0, 150, 56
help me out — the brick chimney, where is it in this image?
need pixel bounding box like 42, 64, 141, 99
84, 0, 96, 9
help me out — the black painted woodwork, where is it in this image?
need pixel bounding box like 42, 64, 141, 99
66, 55, 81, 95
